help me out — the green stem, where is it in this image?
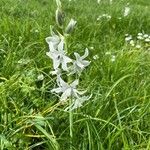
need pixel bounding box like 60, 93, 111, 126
69, 97, 73, 149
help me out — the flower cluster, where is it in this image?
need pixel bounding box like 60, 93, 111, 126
97, 14, 111, 21
125, 33, 150, 49
46, 0, 91, 111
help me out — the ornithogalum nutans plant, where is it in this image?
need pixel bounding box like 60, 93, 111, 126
46, 0, 91, 111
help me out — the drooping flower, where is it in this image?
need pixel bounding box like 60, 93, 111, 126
65, 95, 92, 111
46, 41, 72, 71
69, 48, 90, 75
51, 76, 85, 101
46, 34, 64, 49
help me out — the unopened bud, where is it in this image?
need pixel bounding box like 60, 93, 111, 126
55, 8, 64, 27
65, 19, 77, 34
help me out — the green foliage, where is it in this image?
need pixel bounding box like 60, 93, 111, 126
0, 0, 150, 149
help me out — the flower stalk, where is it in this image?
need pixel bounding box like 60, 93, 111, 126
46, 0, 91, 147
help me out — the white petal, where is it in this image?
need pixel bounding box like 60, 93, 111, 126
58, 40, 64, 52
81, 48, 89, 59
58, 76, 69, 88
82, 60, 90, 67
75, 89, 87, 95
51, 87, 62, 93
53, 59, 60, 69
61, 56, 72, 71
60, 88, 71, 101
74, 52, 81, 60
46, 52, 52, 58
48, 42, 56, 52
71, 79, 79, 88
76, 61, 85, 69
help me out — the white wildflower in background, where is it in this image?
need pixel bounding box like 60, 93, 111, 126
145, 38, 150, 42
125, 35, 132, 42
90, 46, 94, 50
129, 40, 135, 46
137, 35, 144, 40
37, 74, 44, 81
135, 45, 141, 49
17, 58, 30, 65
105, 51, 111, 55
35, 29, 39, 33
125, 32, 150, 49
110, 0, 113, 4
111, 55, 116, 62
138, 33, 143, 36
97, 14, 111, 21
124, 5, 130, 17
93, 55, 99, 60
97, 0, 101, 4
143, 34, 149, 38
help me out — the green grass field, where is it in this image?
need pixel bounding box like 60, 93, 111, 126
0, 0, 150, 149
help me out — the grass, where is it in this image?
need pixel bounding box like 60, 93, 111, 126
0, 0, 150, 149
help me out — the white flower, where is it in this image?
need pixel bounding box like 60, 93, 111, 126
46, 41, 72, 71
37, 74, 44, 81
51, 76, 85, 101
93, 55, 99, 60
70, 48, 90, 74
111, 55, 116, 62
124, 6, 130, 17
17, 58, 30, 65
90, 46, 94, 50
129, 40, 135, 46
97, 0, 101, 4
137, 36, 144, 40
125, 35, 132, 41
135, 45, 141, 49
97, 14, 111, 20
105, 51, 111, 55
145, 38, 150, 42
46, 34, 63, 49
137, 33, 143, 36
65, 95, 92, 111
143, 34, 149, 38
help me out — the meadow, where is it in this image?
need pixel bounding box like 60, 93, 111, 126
0, 0, 150, 149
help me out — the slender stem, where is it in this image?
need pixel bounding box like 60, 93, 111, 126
69, 97, 73, 149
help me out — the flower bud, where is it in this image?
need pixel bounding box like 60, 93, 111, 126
55, 8, 64, 27
65, 19, 77, 34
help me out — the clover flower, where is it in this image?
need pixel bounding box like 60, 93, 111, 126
69, 48, 90, 75
46, 41, 72, 71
